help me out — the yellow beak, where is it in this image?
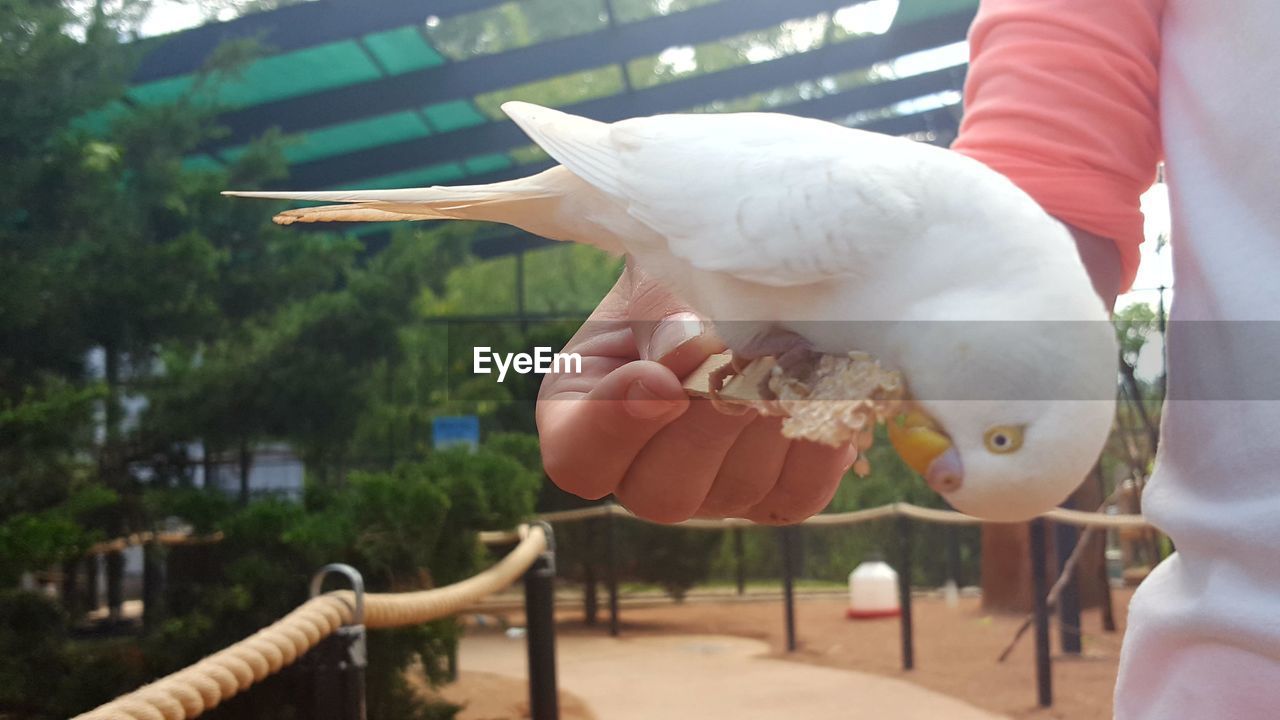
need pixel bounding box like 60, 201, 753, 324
888, 410, 954, 476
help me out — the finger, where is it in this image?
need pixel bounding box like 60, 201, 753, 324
696, 415, 792, 518
624, 264, 725, 375
537, 360, 690, 500
616, 399, 758, 523
537, 268, 648, 405
743, 441, 857, 525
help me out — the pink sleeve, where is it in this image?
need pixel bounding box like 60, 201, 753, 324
951, 0, 1164, 291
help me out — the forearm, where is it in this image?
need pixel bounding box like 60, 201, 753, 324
951, 0, 1165, 297
1067, 224, 1123, 311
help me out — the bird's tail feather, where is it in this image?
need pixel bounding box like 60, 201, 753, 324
222, 172, 564, 226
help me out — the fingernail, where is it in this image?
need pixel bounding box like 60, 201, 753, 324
625, 380, 677, 419
646, 312, 705, 361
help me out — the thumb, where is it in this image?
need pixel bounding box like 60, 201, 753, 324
624, 266, 725, 377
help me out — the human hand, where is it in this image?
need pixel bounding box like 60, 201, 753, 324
536, 264, 855, 524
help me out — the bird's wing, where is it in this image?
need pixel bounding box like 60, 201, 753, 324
503, 102, 935, 287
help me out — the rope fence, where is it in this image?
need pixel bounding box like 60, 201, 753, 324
88, 530, 224, 555
73, 525, 550, 720
542, 500, 1151, 530
74, 500, 1150, 719
540, 500, 1150, 712
85, 502, 1150, 562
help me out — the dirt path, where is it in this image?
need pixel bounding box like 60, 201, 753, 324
409, 667, 598, 720
453, 631, 1003, 719
568, 590, 1131, 720
429, 587, 1129, 719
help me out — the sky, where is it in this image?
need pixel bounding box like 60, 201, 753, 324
137, 0, 219, 37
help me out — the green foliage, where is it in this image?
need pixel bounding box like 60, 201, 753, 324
630, 524, 721, 601
1114, 303, 1159, 367
55, 442, 539, 720
426, 0, 608, 61
0, 590, 157, 718
0, 590, 72, 714
0, 481, 117, 586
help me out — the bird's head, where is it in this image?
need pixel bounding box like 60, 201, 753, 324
888, 399, 1115, 521
884, 318, 1117, 522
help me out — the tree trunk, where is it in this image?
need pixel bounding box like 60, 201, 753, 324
201, 439, 216, 491
238, 438, 252, 506
101, 347, 127, 625
982, 522, 1034, 613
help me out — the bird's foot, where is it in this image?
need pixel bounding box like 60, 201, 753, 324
761, 342, 821, 400
708, 352, 753, 415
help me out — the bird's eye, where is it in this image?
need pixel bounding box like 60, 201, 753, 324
983, 425, 1024, 454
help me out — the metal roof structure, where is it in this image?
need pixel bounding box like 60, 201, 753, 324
122, 0, 977, 256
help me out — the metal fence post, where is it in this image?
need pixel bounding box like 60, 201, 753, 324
1055, 518, 1083, 655
733, 528, 746, 596
946, 524, 963, 588
583, 560, 598, 626
780, 526, 798, 653
61, 558, 81, 619
302, 564, 367, 720
86, 553, 102, 615
524, 522, 560, 720
897, 515, 915, 671
606, 507, 620, 637
1030, 518, 1053, 707
142, 540, 167, 631
105, 550, 124, 624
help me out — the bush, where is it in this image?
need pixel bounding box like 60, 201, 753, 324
45, 441, 541, 720
629, 524, 720, 602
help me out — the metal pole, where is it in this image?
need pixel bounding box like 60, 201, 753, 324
606, 508, 620, 637
515, 251, 528, 334
142, 540, 167, 631
780, 526, 797, 653
734, 528, 746, 596
61, 558, 81, 619
897, 515, 915, 671
305, 564, 367, 720
583, 561, 598, 626
86, 554, 101, 615
946, 524, 962, 588
524, 523, 560, 720
1055, 519, 1083, 655
1030, 518, 1053, 707
105, 551, 124, 625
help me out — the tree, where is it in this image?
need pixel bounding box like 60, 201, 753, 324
1, 0, 151, 586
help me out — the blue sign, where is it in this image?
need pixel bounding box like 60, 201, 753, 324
432, 415, 480, 451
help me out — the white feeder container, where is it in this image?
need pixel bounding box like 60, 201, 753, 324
846, 557, 900, 620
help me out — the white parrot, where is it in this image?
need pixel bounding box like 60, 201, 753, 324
226, 101, 1117, 521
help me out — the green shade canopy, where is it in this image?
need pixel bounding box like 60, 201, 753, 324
120, 0, 976, 253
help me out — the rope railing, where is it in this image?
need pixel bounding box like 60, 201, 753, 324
72, 497, 1150, 720
84, 499, 1150, 562
72, 525, 548, 720
541, 500, 1151, 530
88, 530, 224, 555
